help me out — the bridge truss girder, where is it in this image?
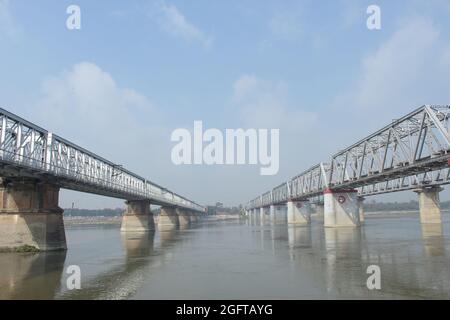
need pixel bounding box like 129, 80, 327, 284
247, 105, 450, 209
0, 108, 204, 212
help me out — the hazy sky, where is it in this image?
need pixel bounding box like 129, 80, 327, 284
1, 0, 450, 208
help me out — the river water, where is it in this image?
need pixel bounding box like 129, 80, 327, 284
0, 213, 449, 300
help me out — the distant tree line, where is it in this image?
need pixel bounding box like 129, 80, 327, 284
365, 200, 450, 212
64, 200, 450, 216
64, 207, 162, 217
64, 208, 123, 217
207, 205, 242, 215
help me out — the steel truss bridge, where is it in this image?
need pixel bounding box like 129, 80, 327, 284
248, 105, 450, 209
0, 108, 204, 212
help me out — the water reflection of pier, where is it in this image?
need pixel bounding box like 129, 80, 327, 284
0, 252, 66, 299
0, 220, 205, 300
255, 218, 450, 299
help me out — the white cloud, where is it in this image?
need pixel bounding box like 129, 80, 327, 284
323, 17, 450, 162
38, 62, 158, 135
32, 62, 173, 209
330, 18, 450, 124
32, 62, 253, 208
153, 1, 212, 49
35, 62, 170, 182
355, 19, 443, 111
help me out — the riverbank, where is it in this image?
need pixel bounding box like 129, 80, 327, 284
63, 214, 241, 227
63, 210, 450, 226
64, 216, 122, 227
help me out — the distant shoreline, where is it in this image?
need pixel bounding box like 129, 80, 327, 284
64, 216, 122, 227
63, 214, 241, 227
61, 210, 450, 226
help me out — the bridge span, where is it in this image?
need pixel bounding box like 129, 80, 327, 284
246, 105, 450, 228
0, 108, 205, 251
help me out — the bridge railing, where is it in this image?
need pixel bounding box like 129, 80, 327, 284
248, 162, 330, 208
272, 182, 288, 204
290, 163, 329, 200
0, 108, 204, 212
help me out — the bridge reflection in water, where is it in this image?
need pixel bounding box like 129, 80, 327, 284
0, 215, 449, 299
251, 214, 450, 299
0, 251, 66, 299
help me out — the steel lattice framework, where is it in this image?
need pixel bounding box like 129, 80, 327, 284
248, 105, 450, 209
0, 108, 204, 212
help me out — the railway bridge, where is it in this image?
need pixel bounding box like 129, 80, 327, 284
246, 105, 450, 228
0, 108, 205, 251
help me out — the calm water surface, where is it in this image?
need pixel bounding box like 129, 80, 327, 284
1, 213, 450, 299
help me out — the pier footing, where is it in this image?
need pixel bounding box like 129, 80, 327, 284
287, 200, 311, 225
121, 200, 154, 232
414, 186, 443, 224
324, 189, 360, 227
0, 178, 66, 251
158, 207, 179, 231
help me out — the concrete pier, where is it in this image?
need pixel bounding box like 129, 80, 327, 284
176, 208, 191, 227
287, 200, 311, 225
158, 207, 179, 231
121, 200, 155, 232
414, 186, 443, 224
324, 189, 360, 227
0, 178, 66, 251
358, 197, 365, 224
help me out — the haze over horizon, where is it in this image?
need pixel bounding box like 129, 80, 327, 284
2, 0, 450, 208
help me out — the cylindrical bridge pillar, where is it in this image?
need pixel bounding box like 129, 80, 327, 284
414, 186, 443, 224
121, 199, 154, 232
0, 178, 66, 251
324, 189, 360, 227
